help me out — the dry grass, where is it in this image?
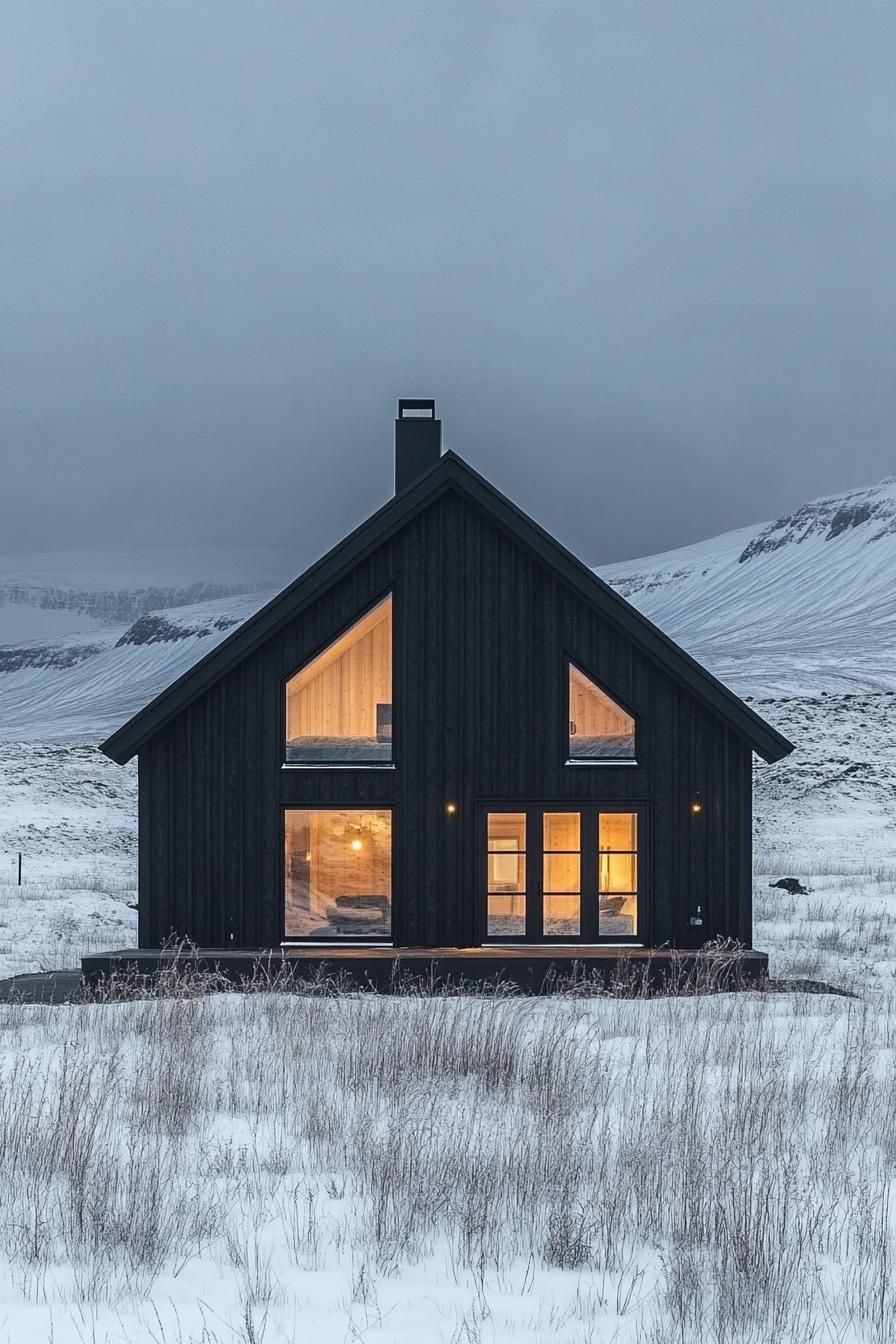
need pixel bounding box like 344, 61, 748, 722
753, 850, 896, 990
0, 864, 136, 977
0, 978, 891, 1341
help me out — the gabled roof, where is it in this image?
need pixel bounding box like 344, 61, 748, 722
101, 451, 795, 765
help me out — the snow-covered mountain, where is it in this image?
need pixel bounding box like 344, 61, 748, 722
599, 475, 896, 698
0, 545, 297, 646
1, 476, 895, 741
0, 590, 280, 741
0, 546, 300, 739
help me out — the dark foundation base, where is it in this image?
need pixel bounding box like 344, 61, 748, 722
81, 945, 769, 994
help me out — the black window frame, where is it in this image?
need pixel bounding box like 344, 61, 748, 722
564, 656, 639, 768
280, 589, 396, 770
479, 802, 647, 946
280, 803, 396, 945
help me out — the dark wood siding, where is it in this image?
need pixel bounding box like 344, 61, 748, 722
137, 488, 755, 950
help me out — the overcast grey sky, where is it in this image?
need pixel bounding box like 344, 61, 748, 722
3, 1, 894, 567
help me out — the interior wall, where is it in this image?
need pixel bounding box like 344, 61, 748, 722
568, 664, 635, 750
286, 598, 391, 741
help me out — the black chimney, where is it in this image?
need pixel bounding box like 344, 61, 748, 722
395, 399, 441, 493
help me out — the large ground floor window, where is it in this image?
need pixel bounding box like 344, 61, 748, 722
284, 809, 392, 940
485, 806, 641, 942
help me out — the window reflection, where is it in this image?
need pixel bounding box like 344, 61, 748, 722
285, 810, 392, 939
487, 813, 526, 937
598, 812, 637, 936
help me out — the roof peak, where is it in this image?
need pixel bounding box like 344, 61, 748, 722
101, 449, 793, 766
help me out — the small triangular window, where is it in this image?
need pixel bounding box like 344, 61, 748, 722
568, 662, 635, 762
286, 595, 392, 764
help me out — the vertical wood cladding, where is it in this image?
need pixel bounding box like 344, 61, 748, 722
138, 489, 755, 950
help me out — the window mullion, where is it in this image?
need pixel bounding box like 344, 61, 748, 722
526, 808, 540, 942
581, 811, 598, 941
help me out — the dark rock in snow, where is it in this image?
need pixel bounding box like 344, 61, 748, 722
769, 877, 809, 896
116, 613, 240, 647
0, 643, 103, 672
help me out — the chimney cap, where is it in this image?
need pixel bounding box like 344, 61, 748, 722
394, 397, 441, 493
397, 398, 437, 419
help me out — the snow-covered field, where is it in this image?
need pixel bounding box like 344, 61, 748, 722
0, 687, 892, 1339
0, 986, 891, 1344
751, 690, 896, 988
1, 479, 896, 1339
0, 741, 136, 977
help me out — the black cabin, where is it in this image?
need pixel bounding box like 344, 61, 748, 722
97, 401, 793, 982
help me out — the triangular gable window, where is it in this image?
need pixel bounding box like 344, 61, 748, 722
567, 662, 635, 762
285, 595, 392, 764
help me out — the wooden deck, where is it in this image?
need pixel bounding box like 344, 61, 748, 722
82, 945, 769, 992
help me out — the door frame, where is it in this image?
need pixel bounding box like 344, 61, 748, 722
477, 801, 649, 946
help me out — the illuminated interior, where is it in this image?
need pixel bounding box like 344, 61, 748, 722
568, 664, 635, 761
487, 812, 526, 936
284, 809, 392, 939
599, 811, 638, 936
486, 808, 639, 941
543, 811, 580, 935
285, 595, 392, 763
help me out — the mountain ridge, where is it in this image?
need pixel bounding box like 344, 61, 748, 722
2, 475, 894, 739
0, 545, 299, 646
598, 474, 896, 698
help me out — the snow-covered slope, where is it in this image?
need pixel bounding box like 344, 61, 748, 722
0, 546, 301, 740
599, 475, 896, 697
0, 544, 296, 646
0, 590, 278, 741
2, 475, 896, 741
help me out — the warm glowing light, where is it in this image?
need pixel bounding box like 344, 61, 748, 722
691, 802, 703, 815
446, 803, 457, 815
351, 838, 363, 851
305, 851, 312, 862
285, 594, 392, 763
284, 809, 393, 941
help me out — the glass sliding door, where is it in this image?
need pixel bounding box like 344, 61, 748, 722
482, 806, 643, 944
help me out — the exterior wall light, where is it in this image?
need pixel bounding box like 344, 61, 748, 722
446, 803, 457, 815
690, 801, 703, 815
